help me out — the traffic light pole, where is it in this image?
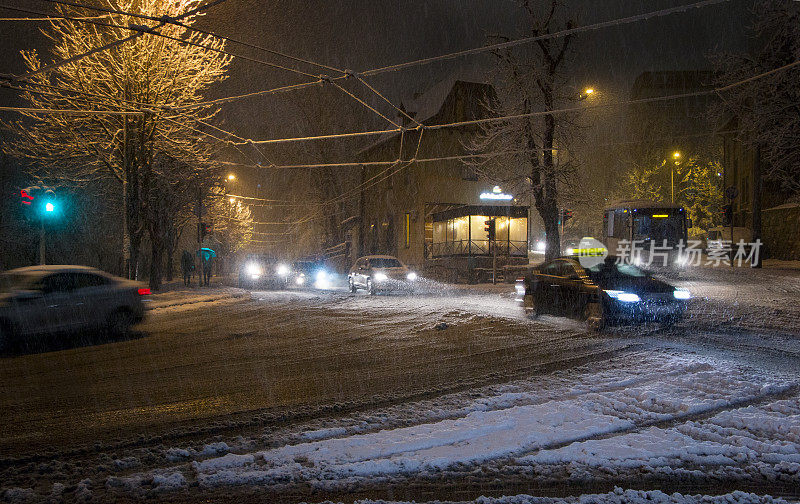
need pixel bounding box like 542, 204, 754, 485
492, 239, 497, 285
39, 217, 46, 265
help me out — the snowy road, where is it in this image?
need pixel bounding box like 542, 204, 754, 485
1, 267, 800, 502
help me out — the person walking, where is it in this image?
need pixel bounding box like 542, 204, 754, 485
180, 250, 194, 286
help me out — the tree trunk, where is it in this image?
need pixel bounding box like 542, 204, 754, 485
149, 239, 164, 291
165, 247, 174, 281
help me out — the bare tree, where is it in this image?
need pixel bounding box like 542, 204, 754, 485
467, 0, 579, 260
711, 0, 800, 196
3, 0, 232, 279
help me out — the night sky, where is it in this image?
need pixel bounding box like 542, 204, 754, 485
0, 0, 755, 172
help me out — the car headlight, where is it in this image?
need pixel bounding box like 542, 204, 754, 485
536, 241, 546, 252
565, 247, 574, 255
315, 270, 328, 282
246, 262, 261, 276
605, 290, 641, 303
295, 275, 305, 285
276, 264, 289, 276
406, 272, 418, 281
673, 289, 691, 300
373, 272, 388, 282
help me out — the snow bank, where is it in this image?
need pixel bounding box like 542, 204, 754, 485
184, 352, 799, 491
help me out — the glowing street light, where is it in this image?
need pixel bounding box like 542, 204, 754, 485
45, 202, 54, 212
227, 174, 236, 181
584, 87, 594, 95
229, 197, 236, 204
670, 151, 682, 203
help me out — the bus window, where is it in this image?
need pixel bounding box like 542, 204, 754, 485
613, 210, 628, 239
632, 213, 683, 244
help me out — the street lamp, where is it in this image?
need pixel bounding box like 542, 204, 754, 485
579, 87, 596, 100
227, 174, 236, 181
671, 151, 681, 203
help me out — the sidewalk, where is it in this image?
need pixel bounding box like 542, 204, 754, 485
146, 278, 248, 310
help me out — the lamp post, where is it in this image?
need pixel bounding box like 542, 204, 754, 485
671, 151, 681, 204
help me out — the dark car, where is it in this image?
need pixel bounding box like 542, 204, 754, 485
515, 255, 690, 330
238, 254, 290, 290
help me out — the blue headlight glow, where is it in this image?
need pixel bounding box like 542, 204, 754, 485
605, 290, 641, 303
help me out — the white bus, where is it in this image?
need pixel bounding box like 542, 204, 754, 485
602, 200, 692, 274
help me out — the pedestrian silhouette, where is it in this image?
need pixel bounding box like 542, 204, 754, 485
181, 250, 195, 286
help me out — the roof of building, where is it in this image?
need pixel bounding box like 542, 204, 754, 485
358, 77, 494, 157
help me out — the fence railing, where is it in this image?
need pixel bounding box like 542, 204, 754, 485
429, 240, 527, 258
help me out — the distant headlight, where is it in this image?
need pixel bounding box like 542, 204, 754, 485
295, 275, 305, 285
276, 264, 289, 276
406, 272, 418, 281
565, 247, 574, 255
246, 262, 261, 276
605, 290, 641, 303
315, 270, 328, 282
673, 289, 691, 300
373, 272, 388, 282
536, 241, 546, 252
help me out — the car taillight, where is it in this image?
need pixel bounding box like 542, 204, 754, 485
138, 288, 151, 296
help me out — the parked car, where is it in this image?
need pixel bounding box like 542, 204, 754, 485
0, 265, 148, 350
238, 254, 290, 290
348, 255, 418, 294
515, 255, 690, 330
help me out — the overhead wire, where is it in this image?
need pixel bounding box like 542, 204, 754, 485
162, 0, 733, 111
2, 3, 319, 80
38, 0, 347, 76
13, 0, 228, 79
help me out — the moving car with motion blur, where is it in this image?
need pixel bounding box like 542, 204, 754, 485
348, 255, 418, 295
0, 265, 147, 350
515, 255, 690, 330
291, 260, 333, 289
238, 254, 290, 290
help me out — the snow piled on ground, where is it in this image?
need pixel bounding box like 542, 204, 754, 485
72, 349, 798, 501
325, 487, 790, 503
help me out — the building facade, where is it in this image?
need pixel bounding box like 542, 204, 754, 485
344, 79, 529, 280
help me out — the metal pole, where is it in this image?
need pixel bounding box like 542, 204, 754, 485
671, 167, 674, 204
39, 217, 46, 265
730, 197, 735, 268
492, 232, 497, 285
197, 185, 203, 286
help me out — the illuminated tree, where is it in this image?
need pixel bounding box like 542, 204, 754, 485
4, 0, 232, 280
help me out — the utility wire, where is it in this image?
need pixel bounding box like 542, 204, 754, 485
164, 0, 732, 111
39, 0, 346, 76
4, 3, 318, 80
359, 0, 730, 77
0, 105, 142, 115
15, 0, 227, 79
